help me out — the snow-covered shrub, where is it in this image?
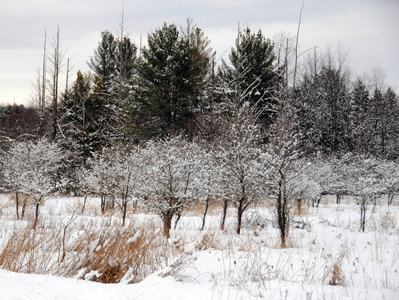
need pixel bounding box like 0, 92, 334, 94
241, 209, 271, 231
0, 139, 67, 228
137, 135, 202, 238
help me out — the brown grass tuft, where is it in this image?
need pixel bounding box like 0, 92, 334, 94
328, 264, 344, 286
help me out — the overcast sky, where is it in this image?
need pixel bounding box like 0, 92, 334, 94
0, 0, 398, 106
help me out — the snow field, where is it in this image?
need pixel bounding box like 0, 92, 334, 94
0, 194, 398, 299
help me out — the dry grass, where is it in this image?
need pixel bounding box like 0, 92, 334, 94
8, 193, 37, 207
195, 232, 219, 251
0, 218, 175, 284
328, 264, 345, 286
184, 200, 221, 217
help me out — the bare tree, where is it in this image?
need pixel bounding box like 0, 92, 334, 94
48, 26, 65, 140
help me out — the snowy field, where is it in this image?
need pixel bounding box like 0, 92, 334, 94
0, 194, 398, 300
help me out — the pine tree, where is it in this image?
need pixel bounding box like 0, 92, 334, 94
349, 78, 372, 154
219, 26, 278, 127
181, 19, 215, 139
112, 35, 138, 142
136, 23, 202, 139
60, 71, 99, 167
88, 30, 117, 93
87, 30, 138, 146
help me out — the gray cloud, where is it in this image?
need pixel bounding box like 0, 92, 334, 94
0, 0, 398, 105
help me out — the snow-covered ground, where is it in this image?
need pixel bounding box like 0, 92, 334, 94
0, 194, 398, 299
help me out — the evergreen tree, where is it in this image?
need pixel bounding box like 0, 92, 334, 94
136, 23, 203, 139
370, 87, 399, 159
60, 71, 100, 167
112, 35, 138, 142
349, 79, 372, 154
219, 27, 278, 127
88, 30, 117, 93
181, 19, 215, 139
88, 30, 138, 145
296, 62, 351, 155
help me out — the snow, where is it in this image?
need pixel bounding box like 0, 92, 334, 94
0, 194, 399, 299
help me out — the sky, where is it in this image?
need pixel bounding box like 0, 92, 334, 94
0, 0, 398, 106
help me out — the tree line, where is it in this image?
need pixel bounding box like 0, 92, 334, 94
0, 20, 397, 160
1, 19, 399, 247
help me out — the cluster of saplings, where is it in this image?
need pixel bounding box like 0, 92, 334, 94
1, 19, 399, 247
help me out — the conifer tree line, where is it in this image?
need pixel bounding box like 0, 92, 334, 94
1, 20, 399, 243
1, 20, 398, 160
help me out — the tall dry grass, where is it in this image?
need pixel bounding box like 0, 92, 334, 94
0, 217, 175, 283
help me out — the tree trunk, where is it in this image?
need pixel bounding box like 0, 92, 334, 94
81, 194, 87, 214
360, 199, 366, 232
101, 195, 106, 213
296, 198, 302, 215
220, 199, 228, 231
21, 196, 27, 219
316, 196, 321, 208
122, 199, 127, 227
162, 213, 173, 239
33, 199, 41, 230
15, 192, 20, 220
174, 211, 181, 230
388, 193, 394, 206
277, 185, 288, 248
336, 194, 342, 205
236, 197, 245, 235
201, 198, 211, 231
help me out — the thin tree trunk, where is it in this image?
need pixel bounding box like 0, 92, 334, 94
39, 28, 47, 137
360, 199, 366, 232
236, 197, 245, 235
81, 194, 87, 214
201, 198, 211, 231
277, 185, 288, 248
33, 199, 41, 230
101, 195, 106, 214
173, 211, 182, 230
21, 196, 27, 219
336, 194, 342, 205
51, 26, 61, 140
15, 192, 20, 220
220, 199, 228, 231
388, 193, 394, 206
122, 199, 127, 227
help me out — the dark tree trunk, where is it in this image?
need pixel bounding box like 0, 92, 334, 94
277, 184, 288, 248
122, 199, 127, 227
236, 197, 245, 235
360, 199, 366, 232
81, 194, 88, 214
174, 211, 181, 230
388, 193, 394, 206
101, 195, 106, 214
336, 194, 342, 205
201, 198, 211, 231
15, 192, 20, 220
33, 198, 41, 230
316, 196, 321, 208
21, 196, 27, 219
296, 198, 302, 215
163, 213, 173, 239
220, 199, 228, 231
